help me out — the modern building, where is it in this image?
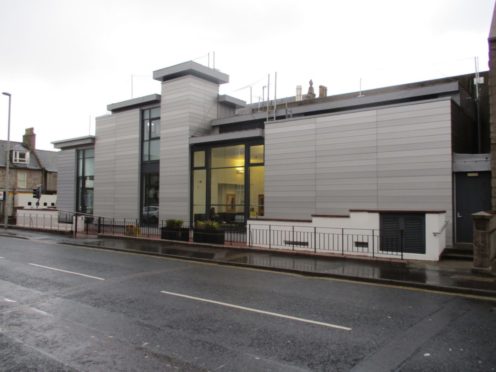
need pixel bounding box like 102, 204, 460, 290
54, 60, 491, 249
52, 135, 95, 215
1, 128, 58, 217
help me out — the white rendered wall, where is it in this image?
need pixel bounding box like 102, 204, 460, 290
248, 211, 447, 261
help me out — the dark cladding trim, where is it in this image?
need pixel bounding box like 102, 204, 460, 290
189, 129, 264, 145
107, 94, 161, 113
153, 61, 229, 84
312, 214, 350, 218
349, 209, 446, 214
250, 218, 312, 223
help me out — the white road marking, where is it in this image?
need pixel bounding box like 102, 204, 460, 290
28, 263, 105, 281
30, 307, 50, 316
3, 298, 16, 303
160, 290, 351, 331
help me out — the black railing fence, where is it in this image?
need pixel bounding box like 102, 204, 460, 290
14, 211, 406, 259
246, 224, 405, 259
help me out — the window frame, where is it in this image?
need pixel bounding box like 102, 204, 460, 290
11, 150, 29, 164
140, 106, 160, 224
76, 148, 95, 214
190, 139, 264, 227
17, 171, 27, 188
141, 107, 161, 162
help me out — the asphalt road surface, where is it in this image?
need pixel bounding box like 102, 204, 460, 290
0, 234, 495, 371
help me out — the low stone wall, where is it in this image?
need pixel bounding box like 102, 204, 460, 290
16, 209, 85, 232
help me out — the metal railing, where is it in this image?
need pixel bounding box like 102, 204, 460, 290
14, 211, 406, 258
246, 224, 405, 259
96, 217, 248, 245
97, 217, 162, 239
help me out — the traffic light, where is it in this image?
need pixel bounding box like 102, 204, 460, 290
32, 186, 41, 199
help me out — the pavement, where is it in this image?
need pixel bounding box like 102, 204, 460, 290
2, 228, 496, 299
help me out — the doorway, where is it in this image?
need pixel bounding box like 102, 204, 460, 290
455, 172, 491, 243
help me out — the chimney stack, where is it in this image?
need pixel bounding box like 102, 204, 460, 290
296, 85, 303, 101
23, 127, 36, 150
319, 85, 327, 98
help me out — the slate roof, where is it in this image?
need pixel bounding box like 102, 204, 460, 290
0, 141, 58, 172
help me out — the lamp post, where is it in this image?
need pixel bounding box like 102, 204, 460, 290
2, 92, 11, 229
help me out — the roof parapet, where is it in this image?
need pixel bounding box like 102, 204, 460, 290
52, 135, 95, 150
218, 94, 246, 108
153, 61, 229, 84
107, 94, 161, 113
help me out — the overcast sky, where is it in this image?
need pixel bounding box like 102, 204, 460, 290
0, 0, 494, 150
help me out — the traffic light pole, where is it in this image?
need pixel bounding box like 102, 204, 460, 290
3, 92, 11, 229
32, 185, 41, 208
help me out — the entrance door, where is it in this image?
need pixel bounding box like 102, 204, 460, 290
455, 172, 491, 243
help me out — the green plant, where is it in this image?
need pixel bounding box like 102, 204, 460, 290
165, 219, 184, 229
195, 220, 220, 231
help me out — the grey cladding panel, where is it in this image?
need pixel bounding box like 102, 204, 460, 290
264, 100, 454, 245
56, 149, 76, 213
264, 119, 316, 219
94, 110, 140, 219
160, 75, 220, 224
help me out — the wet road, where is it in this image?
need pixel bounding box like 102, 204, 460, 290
0, 235, 495, 371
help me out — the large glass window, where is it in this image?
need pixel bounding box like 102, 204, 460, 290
211, 145, 245, 224
193, 169, 206, 220
191, 143, 264, 226
193, 151, 205, 168
250, 145, 264, 164
211, 168, 245, 214
211, 145, 245, 168
142, 108, 160, 162
77, 148, 94, 214
141, 107, 160, 224
249, 166, 265, 218
142, 173, 159, 224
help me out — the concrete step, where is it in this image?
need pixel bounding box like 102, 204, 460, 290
441, 247, 473, 261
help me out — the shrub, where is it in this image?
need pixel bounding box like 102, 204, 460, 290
195, 220, 220, 231
165, 219, 183, 229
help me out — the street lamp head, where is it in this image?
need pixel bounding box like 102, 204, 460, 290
2, 92, 11, 97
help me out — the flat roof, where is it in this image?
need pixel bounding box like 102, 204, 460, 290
153, 61, 229, 84
52, 135, 95, 150
107, 94, 161, 113
218, 94, 246, 108
211, 81, 460, 126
